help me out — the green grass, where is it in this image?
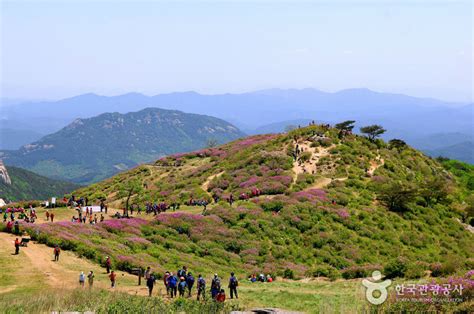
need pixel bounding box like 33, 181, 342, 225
237, 280, 367, 313
0, 288, 239, 314
0, 279, 371, 313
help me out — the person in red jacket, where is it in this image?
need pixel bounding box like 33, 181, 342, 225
14, 238, 21, 255
216, 289, 226, 302
109, 271, 117, 288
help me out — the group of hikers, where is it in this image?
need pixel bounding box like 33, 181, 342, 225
144, 202, 172, 215
2, 206, 38, 224
79, 270, 96, 288
67, 196, 89, 208
145, 265, 238, 301
74, 260, 240, 302
70, 207, 105, 224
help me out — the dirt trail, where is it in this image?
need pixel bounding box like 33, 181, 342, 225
291, 141, 335, 185
310, 177, 333, 189
0, 232, 150, 296
367, 155, 385, 176
201, 171, 224, 196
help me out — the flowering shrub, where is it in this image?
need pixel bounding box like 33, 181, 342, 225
292, 189, 328, 204
231, 134, 278, 150
239, 176, 260, 188
101, 218, 149, 235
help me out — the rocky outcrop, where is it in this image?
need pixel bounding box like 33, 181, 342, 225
0, 160, 12, 185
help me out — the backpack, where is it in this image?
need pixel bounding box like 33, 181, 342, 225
54, 247, 60, 254
211, 278, 221, 289
168, 276, 177, 287
198, 278, 206, 289
179, 281, 187, 290
177, 269, 186, 278
187, 275, 195, 286
229, 276, 238, 287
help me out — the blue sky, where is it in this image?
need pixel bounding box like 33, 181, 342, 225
1, 0, 472, 102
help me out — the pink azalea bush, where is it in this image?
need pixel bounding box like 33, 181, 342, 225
292, 188, 328, 204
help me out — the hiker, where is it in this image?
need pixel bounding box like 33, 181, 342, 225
79, 271, 85, 287
14, 238, 20, 255
186, 272, 195, 297
53, 245, 61, 261
147, 275, 156, 297
105, 256, 111, 273
109, 271, 116, 288
249, 274, 257, 282
50, 212, 55, 222
88, 271, 95, 288
177, 265, 187, 278
6, 221, 13, 233
144, 266, 151, 280
45, 210, 50, 221
163, 271, 171, 296
228, 272, 239, 299
167, 272, 178, 298
266, 274, 273, 282
197, 274, 206, 301
178, 276, 187, 297
14, 221, 20, 235
216, 289, 226, 303
211, 274, 221, 299
94, 214, 98, 224
100, 214, 105, 222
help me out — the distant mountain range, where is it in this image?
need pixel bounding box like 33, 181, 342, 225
0, 165, 79, 202
0, 128, 45, 150
1, 88, 472, 163
426, 141, 474, 164
1, 108, 244, 184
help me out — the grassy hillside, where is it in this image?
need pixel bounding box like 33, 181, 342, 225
0, 166, 79, 202
3, 108, 245, 184
25, 125, 474, 280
